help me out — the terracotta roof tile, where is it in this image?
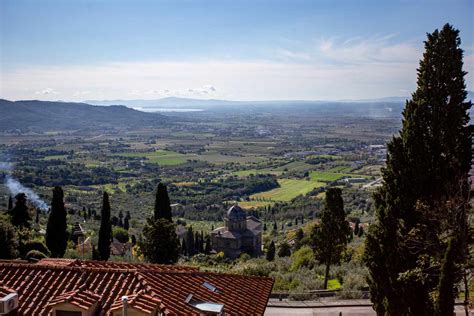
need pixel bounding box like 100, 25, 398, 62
0, 259, 273, 316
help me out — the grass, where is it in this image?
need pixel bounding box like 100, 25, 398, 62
42, 154, 68, 160
327, 279, 342, 289
251, 179, 325, 202
115, 150, 189, 166
238, 200, 275, 209
233, 169, 283, 177
309, 171, 371, 182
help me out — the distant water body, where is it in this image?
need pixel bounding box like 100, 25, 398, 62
133, 107, 204, 113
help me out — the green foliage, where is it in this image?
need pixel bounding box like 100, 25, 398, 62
140, 218, 180, 264
266, 241, 275, 261
290, 246, 314, 271
154, 183, 172, 221
277, 242, 291, 257
0, 219, 19, 259
26, 249, 48, 260
98, 192, 112, 261
10, 193, 31, 228
311, 188, 350, 289
364, 24, 472, 315
46, 187, 68, 258
113, 227, 129, 243
23, 240, 50, 257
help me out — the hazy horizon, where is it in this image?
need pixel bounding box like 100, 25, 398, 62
1, 0, 473, 102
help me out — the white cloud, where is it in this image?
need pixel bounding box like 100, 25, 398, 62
2, 35, 472, 101
34, 88, 58, 95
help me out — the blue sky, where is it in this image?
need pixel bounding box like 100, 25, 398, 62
1, 0, 473, 101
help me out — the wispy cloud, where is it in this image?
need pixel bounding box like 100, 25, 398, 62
1, 35, 472, 101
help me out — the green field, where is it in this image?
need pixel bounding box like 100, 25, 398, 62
309, 171, 371, 182
251, 179, 325, 202
238, 200, 275, 209
116, 150, 189, 166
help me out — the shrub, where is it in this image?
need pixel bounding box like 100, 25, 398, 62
26, 250, 47, 260
23, 240, 50, 257
113, 227, 129, 243
290, 246, 314, 271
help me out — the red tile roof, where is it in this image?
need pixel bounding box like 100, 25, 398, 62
107, 291, 166, 315
47, 288, 101, 310
0, 259, 273, 316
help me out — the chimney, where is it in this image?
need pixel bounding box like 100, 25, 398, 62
121, 296, 128, 316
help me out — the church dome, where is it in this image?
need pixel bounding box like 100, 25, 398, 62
226, 205, 246, 221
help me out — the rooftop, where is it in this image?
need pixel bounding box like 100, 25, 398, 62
0, 258, 274, 315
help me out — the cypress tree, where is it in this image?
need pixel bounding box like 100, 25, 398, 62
10, 193, 31, 228
98, 192, 112, 261
266, 241, 275, 261
364, 24, 471, 315
204, 235, 212, 254
311, 188, 350, 289
8, 195, 13, 210
123, 217, 130, 230
46, 187, 68, 258
0, 219, 19, 259
140, 218, 180, 264
154, 183, 172, 221
185, 226, 195, 256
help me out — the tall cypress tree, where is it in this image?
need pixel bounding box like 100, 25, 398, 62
364, 24, 471, 315
10, 193, 31, 228
46, 187, 68, 258
98, 192, 112, 261
311, 188, 350, 289
154, 183, 172, 221
7, 195, 13, 211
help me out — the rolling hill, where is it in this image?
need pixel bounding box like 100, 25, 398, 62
0, 99, 168, 132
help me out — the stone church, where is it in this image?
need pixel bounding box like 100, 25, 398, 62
211, 205, 262, 259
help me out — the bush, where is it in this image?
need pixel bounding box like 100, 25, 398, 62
26, 250, 47, 260
23, 240, 50, 257
338, 272, 367, 299
113, 227, 129, 243
290, 246, 314, 271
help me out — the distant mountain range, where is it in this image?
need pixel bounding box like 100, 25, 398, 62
86, 92, 474, 109
0, 99, 167, 132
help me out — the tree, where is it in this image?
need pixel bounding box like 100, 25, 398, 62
353, 218, 360, 236
8, 195, 13, 210
98, 192, 112, 261
92, 244, 101, 260
311, 188, 350, 289
10, 193, 31, 228
266, 241, 275, 261
278, 242, 291, 257
0, 219, 19, 259
113, 227, 129, 243
45, 187, 68, 258
204, 235, 212, 254
123, 217, 130, 230
154, 183, 172, 221
140, 218, 180, 264
185, 226, 195, 256
35, 208, 40, 224
294, 228, 304, 250
364, 24, 472, 315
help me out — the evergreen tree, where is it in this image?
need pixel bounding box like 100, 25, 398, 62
353, 218, 360, 236
123, 217, 130, 230
8, 195, 13, 210
154, 183, 172, 221
87, 207, 92, 219
311, 188, 350, 289
92, 244, 101, 261
364, 24, 471, 315
46, 187, 68, 258
10, 193, 31, 228
294, 228, 304, 250
185, 226, 195, 256
266, 241, 275, 261
125, 211, 131, 220
204, 235, 212, 254
0, 219, 19, 259
263, 223, 267, 231
181, 239, 187, 255
118, 217, 123, 227
35, 208, 40, 224
140, 218, 180, 264
277, 242, 291, 257
98, 192, 112, 261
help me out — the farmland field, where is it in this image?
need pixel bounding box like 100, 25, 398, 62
251, 179, 325, 202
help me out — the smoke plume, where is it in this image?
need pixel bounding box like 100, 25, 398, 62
5, 176, 49, 211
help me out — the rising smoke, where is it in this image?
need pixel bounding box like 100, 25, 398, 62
4, 176, 49, 211
1, 158, 49, 211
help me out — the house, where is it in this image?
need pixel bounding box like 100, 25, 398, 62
0, 258, 273, 315
211, 205, 262, 259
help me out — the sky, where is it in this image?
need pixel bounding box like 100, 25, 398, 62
0, 0, 473, 101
